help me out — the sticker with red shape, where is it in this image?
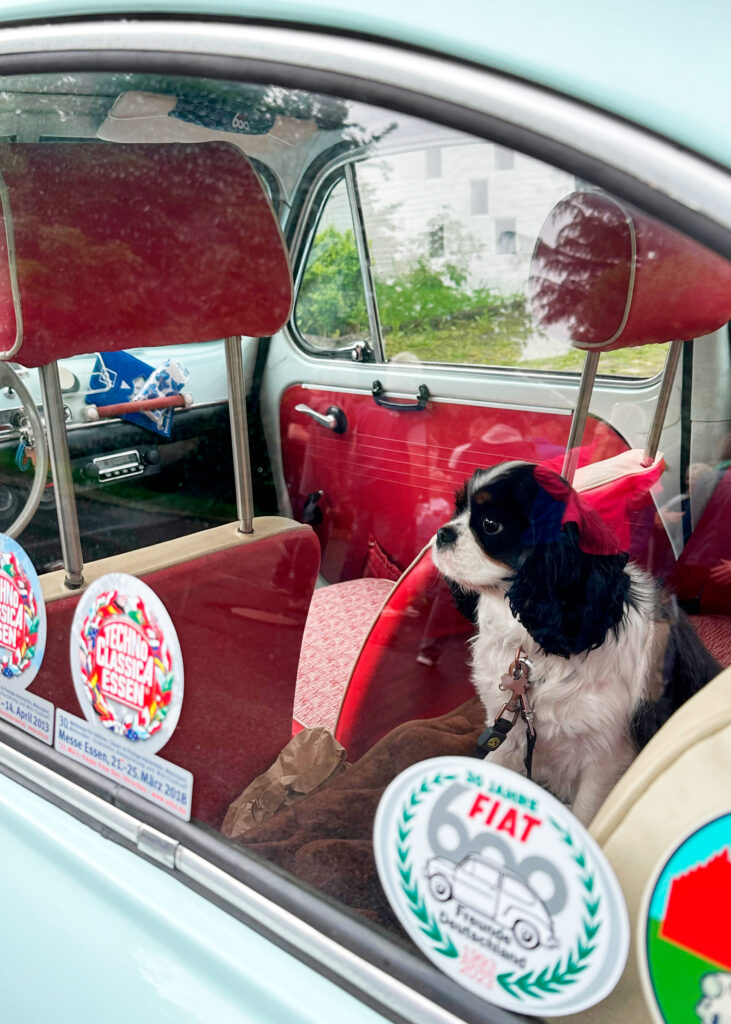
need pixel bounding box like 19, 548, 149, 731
0, 553, 39, 678
640, 811, 731, 1024
0, 541, 46, 687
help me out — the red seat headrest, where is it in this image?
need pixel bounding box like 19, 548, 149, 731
528, 191, 731, 352
0, 142, 292, 367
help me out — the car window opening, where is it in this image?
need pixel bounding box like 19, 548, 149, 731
0, 68, 727, 1024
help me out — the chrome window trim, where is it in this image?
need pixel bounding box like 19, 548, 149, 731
0, 19, 726, 253
290, 165, 376, 361
344, 162, 384, 362
175, 848, 467, 1024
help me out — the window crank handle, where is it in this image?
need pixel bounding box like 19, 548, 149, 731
294, 403, 348, 434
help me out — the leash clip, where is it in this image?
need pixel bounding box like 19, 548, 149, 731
477, 647, 537, 778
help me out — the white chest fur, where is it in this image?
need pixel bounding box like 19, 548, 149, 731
471, 566, 656, 821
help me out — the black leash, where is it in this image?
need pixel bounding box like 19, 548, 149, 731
476, 649, 537, 780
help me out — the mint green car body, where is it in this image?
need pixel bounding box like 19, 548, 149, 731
0, 0, 727, 165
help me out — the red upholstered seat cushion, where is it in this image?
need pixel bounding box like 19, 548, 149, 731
335, 548, 476, 761
294, 578, 394, 732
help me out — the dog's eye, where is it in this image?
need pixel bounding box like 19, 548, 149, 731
482, 517, 502, 535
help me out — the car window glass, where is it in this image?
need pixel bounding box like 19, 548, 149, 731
355, 144, 668, 377
294, 177, 370, 350
472, 861, 501, 886
0, 68, 727, 1024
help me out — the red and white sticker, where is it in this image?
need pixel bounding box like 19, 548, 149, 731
0, 536, 46, 688
70, 573, 183, 754
0, 534, 52, 743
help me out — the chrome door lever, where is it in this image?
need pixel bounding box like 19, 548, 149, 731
294, 403, 348, 434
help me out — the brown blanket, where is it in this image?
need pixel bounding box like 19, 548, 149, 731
231, 697, 485, 929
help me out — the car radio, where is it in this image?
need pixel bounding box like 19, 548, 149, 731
84, 449, 148, 482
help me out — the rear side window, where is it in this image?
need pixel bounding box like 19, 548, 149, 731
296, 137, 669, 378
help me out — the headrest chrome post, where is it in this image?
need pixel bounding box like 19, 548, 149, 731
38, 361, 84, 588
642, 338, 684, 467
224, 336, 255, 534
561, 349, 600, 485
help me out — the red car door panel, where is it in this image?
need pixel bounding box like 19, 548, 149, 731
281, 384, 629, 583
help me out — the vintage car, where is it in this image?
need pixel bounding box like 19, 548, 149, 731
0, 3, 728, 1024
426, 854, 559, 951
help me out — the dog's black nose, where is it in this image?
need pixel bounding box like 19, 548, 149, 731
436, 525, 457, 548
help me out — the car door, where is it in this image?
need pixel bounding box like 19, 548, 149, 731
267, 126, 678, 584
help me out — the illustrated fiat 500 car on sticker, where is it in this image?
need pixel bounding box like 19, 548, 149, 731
426, 854, 558, 950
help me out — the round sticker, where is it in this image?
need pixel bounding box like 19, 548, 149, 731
374, 757, 629, 1016
0, 534, 46, 688
639, 811, 731, 1024
70, 574, 183, 753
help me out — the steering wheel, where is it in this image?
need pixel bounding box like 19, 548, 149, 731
0, 361, 49, 538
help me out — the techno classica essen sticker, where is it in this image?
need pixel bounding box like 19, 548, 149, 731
70, 573, 183, 754
639, 811, 731, 1024
0, 533, 53, 745
0, 534, 46, 688
374, 757, 629, 1017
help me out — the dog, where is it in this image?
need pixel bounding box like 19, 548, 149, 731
431, 461, 720, 824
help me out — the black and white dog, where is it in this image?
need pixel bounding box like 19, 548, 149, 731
432, 461, 719, 824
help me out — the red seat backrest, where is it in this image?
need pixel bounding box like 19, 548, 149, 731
31, 524, 320, 828
674, 466, 731, 615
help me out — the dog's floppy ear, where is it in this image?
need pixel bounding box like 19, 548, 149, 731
507, 521, 631, 657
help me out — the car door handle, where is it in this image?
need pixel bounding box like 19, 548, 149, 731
294, 403, 348, 434
372, 380, 430, 411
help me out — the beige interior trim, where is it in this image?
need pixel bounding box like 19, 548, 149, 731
590, 664, 731, 846
40, 516, 309, 603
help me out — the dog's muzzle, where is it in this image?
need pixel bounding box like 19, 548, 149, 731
436, 525, 457, 549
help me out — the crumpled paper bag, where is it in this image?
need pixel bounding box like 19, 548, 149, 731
221, 726, 347, 839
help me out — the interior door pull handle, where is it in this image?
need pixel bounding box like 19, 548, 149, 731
372, 380, 430, 411
295, 403, 348, 434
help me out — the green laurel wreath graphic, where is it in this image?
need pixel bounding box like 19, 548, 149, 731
396, 772, 459, 958
496, 817, 602, 1000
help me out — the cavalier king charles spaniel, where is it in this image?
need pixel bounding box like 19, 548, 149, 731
432, 461, 719, 824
